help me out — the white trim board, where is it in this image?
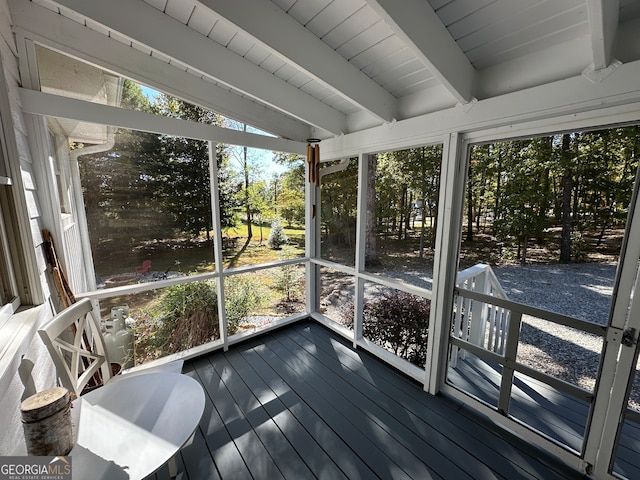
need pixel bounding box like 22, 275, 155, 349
19, 88, 308, 155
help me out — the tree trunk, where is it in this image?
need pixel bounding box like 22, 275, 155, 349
560, 133, 573, 263
365, 154, 380, 267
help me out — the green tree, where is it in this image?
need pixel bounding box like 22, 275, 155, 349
268, 216, 288, 249
152, 96, 236, 238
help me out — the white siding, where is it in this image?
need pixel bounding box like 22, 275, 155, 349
0, 0, 55, 455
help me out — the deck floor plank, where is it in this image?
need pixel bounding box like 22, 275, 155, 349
295, 322, 581, 480
189, 358, 255, 480
170, 321, 586, 480
209, 351, 318, 479
284, 325, 542, 480
247, 337, 432, 479
193, 356, 285, 480
277, 327, 484, 479
238, 342, 379, 479
223, 347, 351, 480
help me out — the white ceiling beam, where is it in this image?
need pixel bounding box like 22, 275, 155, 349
9, 0, 311, 141
198, 0, 397, 123
366, 0, 476, 104
586, 0, 620, 70
49, 0, 347, 135
19, 88, 308, 154
321, 58, 640, 160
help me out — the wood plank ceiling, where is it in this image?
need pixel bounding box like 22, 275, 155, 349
16, 0, 640, 141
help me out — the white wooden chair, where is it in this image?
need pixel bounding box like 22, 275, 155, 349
39, 297, 187, 477
38, 298, 115, 398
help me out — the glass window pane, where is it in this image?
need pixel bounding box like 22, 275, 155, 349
367, 145, 442, 288
319, 266, 354, 328
76, 127, 216, 284
361, 282, 430, 368
97, 282, 221, 366
225, 263, 306, 335
221, 149, 305, 269
321, 159, 358, 266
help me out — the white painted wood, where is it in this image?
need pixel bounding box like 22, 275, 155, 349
425, 133, 465, 394
367, 0, 476, 104
164, 0, 196, 25
19, 88, 307, 154
286, 0, 331, 24
304, 0, 366, 39
186, 3, 216, 36
321, 58, 640, 160
587, 166, 640, 475
50, 0, 347, 134
465, 7, 589, 67
9, 0, 310, 140
0, 34, 43, 306
208, 141, 227, 348
353, 153, 368, 345
319, 5, 377, 50
453, 0, 581, 52
198, 0, 397, 123
586, 0, 620, 70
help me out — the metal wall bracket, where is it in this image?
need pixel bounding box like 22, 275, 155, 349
622, 327, 637, 347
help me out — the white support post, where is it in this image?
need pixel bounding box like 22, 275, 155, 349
586, 163, 640, 475
467, 272, 486, 346
425, 133, 467, 394
498, 311, 522, 416
353, 153, 369, 346
305, 148, 320, 315
208, 142, 227, 349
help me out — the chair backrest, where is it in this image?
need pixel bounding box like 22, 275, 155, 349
38, 298, 113, 397
136, 259, 152, 274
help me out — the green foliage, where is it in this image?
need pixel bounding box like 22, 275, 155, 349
224, 275, 267, 332
152, 96, 237, 237
270, 247, 304, 301
466, 126, 640, 263
134, 280, 219, 361
268, 216, 288, 249
320, 159, 359, 246
342, 291, 430, 367
277, 163, 305, 227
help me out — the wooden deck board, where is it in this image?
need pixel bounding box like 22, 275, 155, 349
295, 323, 577, 480
268, 330, 463, 479
150, 321, 587, 480
447, 352, 588, 452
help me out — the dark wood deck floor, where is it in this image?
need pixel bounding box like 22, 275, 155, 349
147, 321, 583, 480
447, 352, 640, 480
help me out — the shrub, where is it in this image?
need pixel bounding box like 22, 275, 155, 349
270, 247, 304, 301
342, 290, 430, 367
134, 280, 219, 361
224, 275, 266, 332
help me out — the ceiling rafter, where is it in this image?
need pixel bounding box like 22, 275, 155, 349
9, 0, 311, 141
365, 0, 476, 105
50, 0, 347, 135
198, 0, 397, 123
586, 0, 620, 71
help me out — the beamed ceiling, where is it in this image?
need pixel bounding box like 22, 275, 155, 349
8, 0, 640, 145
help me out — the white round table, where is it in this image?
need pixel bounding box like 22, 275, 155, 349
70, 371, 205, 480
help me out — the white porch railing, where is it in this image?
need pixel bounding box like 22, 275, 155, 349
451, 264, 509, 367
